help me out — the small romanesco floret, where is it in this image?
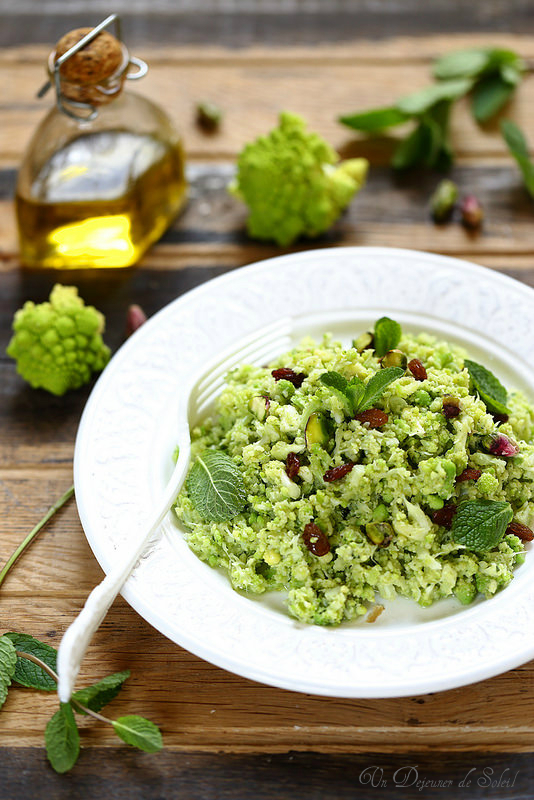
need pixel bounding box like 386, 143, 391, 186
229, 111, 368, 246
7, 284, 110, 396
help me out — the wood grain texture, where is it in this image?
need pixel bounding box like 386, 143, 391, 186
2, 16, 534, 783
1, 748, 532, 800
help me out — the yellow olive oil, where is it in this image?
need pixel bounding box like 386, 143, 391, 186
16, 131, 186, 269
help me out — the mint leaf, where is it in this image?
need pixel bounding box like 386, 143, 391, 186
339, 106, 410, 131
0, 635, 17, 709
373, 317, 402, 358
346, 377, 365, 412
45, 703, 80, 773
391, 121, 432, 170
471, 74, 514, 123
112, 715, 163, 753
4, 632, 57, 691
73, 670, 130, 714
451, 500, 513, 551
465, 359, 509, 416
319, 371, 348, 395
501, 120, 534, 198
433, 48, 492, 80
186, 450, 247, 522
396, 78, 472, 115
357, 367, 404, 412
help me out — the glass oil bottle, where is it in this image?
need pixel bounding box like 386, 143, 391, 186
16, 15, 187, 269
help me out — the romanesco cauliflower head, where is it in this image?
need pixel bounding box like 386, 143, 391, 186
7, 284, 110, 396
229, 112, 368, 246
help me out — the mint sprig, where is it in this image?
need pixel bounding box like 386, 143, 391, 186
451, 500, 513, 551
339, 45, 525, 170
320, 367, 403, 414
465, 359, 509, 416
186, 450, 247, 522
0, 634, 163, 773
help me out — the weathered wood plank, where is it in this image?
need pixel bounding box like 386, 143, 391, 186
1, 54, 534, 163
1, 748, 532, 800
1, 1, 533, 49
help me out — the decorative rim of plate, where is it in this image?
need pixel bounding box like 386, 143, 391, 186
74, 247, 534, 697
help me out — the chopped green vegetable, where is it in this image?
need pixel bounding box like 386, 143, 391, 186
6, 284, 110, 396
229, 112, 368, 246
451, 500, 513, 551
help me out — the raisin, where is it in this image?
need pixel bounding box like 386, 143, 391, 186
432, 504, 457, 529
285, 452, 301, 479
442, 397, 461, 419
354, 408, 389, 428
456, 467, 482, 483
506, 521, 534, 542
493, 412, 509, 425
302, 522, 331, 556
271, 368, 306, 388
323, 462, 355, 482
408, 358, 427, 381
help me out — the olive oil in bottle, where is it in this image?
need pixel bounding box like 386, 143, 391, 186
16, 16, 187, 269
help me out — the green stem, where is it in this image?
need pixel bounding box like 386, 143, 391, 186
0, 485, 74, 589
14, 650, 112, 725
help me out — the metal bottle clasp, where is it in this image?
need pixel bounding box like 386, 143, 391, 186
36, 13, 148, 121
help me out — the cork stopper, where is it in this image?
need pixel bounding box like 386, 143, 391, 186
50, 26, 128, 106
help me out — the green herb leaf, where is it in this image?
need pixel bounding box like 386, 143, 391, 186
471, 74, 514, 123
72, 670, 130, 714
465, 359, 509, 415
338, 106, 410, 131
373, 317, 402, 358
391, 122, 431, 170
186, 450, 247, 522
319, 371, 348, 395
433, 49, 493, 80
4, 632, 57, 691
346, 376, 365, 412
45, 703, 80, 773
451, 500, 513, 551
358, 367, 405, 412
501, 120, 534, 197
500, 63, 523, 86
396, 78, 473, 116
0, 635, 17, 709
112, 715, 163, 753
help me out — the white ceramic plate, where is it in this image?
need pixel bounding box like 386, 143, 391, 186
74, 247, 534, 697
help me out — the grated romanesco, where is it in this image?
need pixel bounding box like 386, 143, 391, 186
229, 112, 369, 246
7, 284, 110, 396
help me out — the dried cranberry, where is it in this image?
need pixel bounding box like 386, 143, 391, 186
285, 452, 301, 480
354, 408, 389, 428
408, 358, 428, 381
432, 504, 457, 530
302, 522, 331, 556
456, 467, 482, 483
323, 462, 355, 482
442, 397, 461, 419
506, 521, 534, 542
271, 368, 306, 388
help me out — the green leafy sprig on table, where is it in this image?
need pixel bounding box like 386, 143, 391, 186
0, 632, 162, 773
0, 487, 163, 773
501, 120, 534, 198
339, 47, 526, 170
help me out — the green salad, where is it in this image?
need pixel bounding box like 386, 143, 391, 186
174, 317, 534, 626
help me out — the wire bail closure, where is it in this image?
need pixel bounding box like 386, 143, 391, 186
37, 14, 148, 121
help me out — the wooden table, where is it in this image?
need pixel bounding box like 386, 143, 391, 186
2, 3, 534, 797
